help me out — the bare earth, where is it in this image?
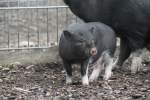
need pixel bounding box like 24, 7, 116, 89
0, 1, 150, 100
0, 61, 150, 100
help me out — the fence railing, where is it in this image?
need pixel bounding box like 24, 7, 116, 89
0, 5, 81, 51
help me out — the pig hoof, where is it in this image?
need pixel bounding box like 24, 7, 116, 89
131, 57, 143, 74
82, 75, 89, 85
66, 81, 72, 84
103, 72, 112, 80
66, 76, 72, 84
82, 82, 89, 86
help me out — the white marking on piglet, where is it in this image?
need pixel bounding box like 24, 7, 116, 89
82, 75, 89, 85
89, 51, 116, 82
103, 59, 113, 80
89, 57, 104, 82
82, 65, 89, 85
103, 52, 114, 80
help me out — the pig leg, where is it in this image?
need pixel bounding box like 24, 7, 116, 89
117, 38, 131, 67
63, 60, 72, 84
130, 49, 143, 73
103, 52, 114, 80
89, 57, 104, 82
81, 59, 90, 85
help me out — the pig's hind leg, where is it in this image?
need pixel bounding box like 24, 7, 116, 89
89, 57, 104, 82
103, 51, 114, 80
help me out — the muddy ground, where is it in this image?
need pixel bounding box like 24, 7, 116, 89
0, 61, 150, 100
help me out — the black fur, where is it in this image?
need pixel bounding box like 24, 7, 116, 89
59, 22, 116, 84
64, 0, 150, 66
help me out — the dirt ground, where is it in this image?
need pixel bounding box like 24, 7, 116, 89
0, 61, 150, 100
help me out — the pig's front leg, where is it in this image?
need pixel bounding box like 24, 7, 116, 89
63, 60, 72, 84
81, 59, 90, 85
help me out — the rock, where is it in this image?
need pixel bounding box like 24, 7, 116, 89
13, 87, 31, 93
147, 90, 150, 92
26, 65, 35, 70
140, 88, 147, 92
2, 67, 10, 72
0, 66, 3, 70
114, 90, 121, 94
143, 68, 149, 73
97, 93, 105, 97
29, 86, 39, 91
135, 80, 143, 86
104, 95, 116, 100
45, 92, 51, 96
119, 97, 132, 100
3, 77, 9, 81
91, 95, 103, 100
132, 94, 142, 99
0, 79, 3, 83
144, 80, 149, 83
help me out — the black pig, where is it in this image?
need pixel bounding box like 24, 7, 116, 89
64, 0, 150, 73
59, 22, 116, 85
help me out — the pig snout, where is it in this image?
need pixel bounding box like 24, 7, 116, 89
90, 47, 97, 56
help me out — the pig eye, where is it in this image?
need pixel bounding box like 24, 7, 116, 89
79, 32, 83, 36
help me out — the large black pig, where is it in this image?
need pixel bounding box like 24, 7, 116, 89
59, 22, 116, 85
64, 0, 150, 73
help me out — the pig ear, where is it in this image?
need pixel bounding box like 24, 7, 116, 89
63, 30, 72, 39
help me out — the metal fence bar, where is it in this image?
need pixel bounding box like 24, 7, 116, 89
56, 8, 59, 42
27, 8, 30, 48
36, 7, 40, 47
65, 8, 69, 28
7, 0, 10, 7
46, 7, 49, 46
0, 6, 68, 10
7, 10, 10, 48
3, 10, 6, 47
0, 47, 52, 51
46, 0, 49, 47
17, 0, 20, 48
0, 5, 78, 51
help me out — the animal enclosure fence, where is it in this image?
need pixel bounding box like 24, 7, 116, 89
0, 0, 82, 64
0, 7, 79, 50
